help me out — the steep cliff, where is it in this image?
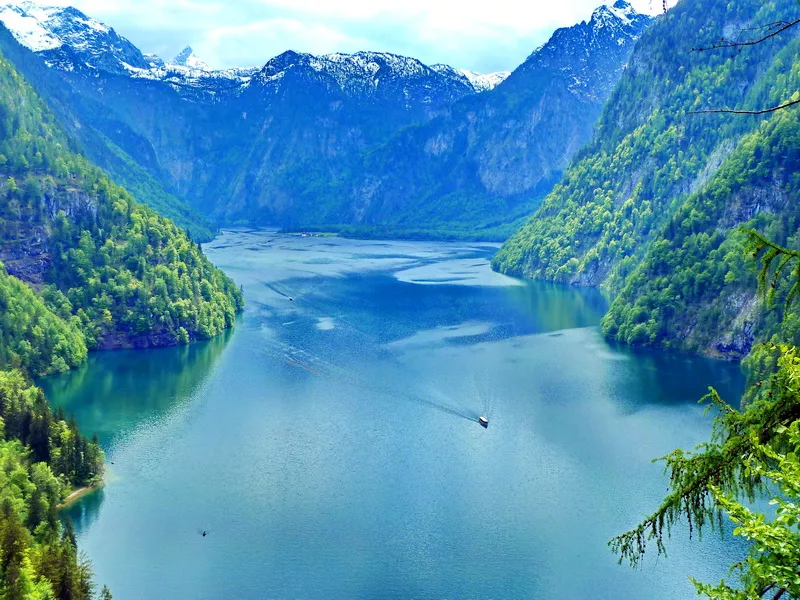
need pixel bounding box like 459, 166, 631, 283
493, 0, 800, 357
0, 49, 243, 351
327, 0, 653, 240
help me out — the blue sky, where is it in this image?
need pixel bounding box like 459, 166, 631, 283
43, 0, 666, 73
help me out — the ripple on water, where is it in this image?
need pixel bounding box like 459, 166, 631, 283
45, 232, 747, 600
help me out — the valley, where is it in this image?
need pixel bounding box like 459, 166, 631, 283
0, 0, 799, 597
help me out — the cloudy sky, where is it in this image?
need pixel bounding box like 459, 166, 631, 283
40, 0, 667, 73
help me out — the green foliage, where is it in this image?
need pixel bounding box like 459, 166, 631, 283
600, 110, 800, 356
746, 228, 800, 311
0, 51, 244, 350
43, 184, 244, 348
612, 229, 800, 595
494, 0, 800, 357
0, 370, 103, 489
692, 431, 800, 599
613, 344, 800, 598
0, 370, 105, 599
0, 262, 86, 377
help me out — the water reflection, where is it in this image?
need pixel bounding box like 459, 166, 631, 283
41, 233, 750, 600
504, 280, 609, 333
62, 487, 106, 533
280, 274, 610, 353
38, 327, 235, 444
602, 341, 745, 412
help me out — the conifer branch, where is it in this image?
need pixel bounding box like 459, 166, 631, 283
611, 348, 800, 566
689, 97, 800, 115
744, 228, 800, 310
690, 18, 800, 51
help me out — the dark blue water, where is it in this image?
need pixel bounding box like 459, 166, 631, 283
41, 231, 747, 599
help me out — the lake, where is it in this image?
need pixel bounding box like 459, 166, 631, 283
41, 231, 748, 599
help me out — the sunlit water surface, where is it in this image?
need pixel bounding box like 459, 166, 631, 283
41, 231, 748, 599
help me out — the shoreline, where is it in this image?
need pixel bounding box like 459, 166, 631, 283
58, 483, 102, 509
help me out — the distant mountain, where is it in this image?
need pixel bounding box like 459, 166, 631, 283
456, 69, 510, 92
0, 3, 503, 100
321, 0, 653, 240
170, 45, 209, 70
0, 2, 150, 74
429, 64, 510, 92
0, 0, 650, 238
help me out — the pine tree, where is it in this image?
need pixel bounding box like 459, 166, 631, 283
613, 239, 800, 597
61, 519, 76, 550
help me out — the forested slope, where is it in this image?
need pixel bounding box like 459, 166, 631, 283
0, 370, 106, 599
0, 51, 243, 351
0, 37, 253, 597
0, 269, 106, 595
0, 263, 86, 377
0, 24, 215, 242
602, 111, 800, 357
493, 0, 800, 358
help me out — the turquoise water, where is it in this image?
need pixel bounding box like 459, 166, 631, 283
42, 231, 747, 599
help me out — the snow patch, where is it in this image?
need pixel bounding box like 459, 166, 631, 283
0, 4, 61, 51
170, 46, 210, 72
458, 69, 510, 92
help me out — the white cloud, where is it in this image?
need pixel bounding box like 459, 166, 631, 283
202, 18, 376, 63
23, 0, 674, 72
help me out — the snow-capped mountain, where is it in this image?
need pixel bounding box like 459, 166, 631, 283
0, 2, 150, 74
248, 50, 495, 109
458, 69, 510, 92
318, 0, 654, 235
170, 46, 209, 71
0, 2, 504, 103
0, 3, 260, 100
0, 0, 655, 240
518, 0, 653, 99
429, 64, 509, 93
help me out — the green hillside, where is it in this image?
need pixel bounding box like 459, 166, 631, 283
0, 52, 243, 351
0, 25, 214, 243
493, 0, 800, 358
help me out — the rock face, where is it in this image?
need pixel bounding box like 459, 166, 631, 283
0, 1, 650, 238
0, 182, 97, 285
330, 0, 653, 239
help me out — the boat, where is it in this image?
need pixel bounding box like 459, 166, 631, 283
478, 416, 489, 428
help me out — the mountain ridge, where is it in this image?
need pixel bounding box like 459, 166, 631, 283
311, 0, 653, 240
0, 0, 651, 240
0, 3, 509, 99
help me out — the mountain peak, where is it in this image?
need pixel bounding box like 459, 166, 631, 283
591, 0, 640, 27
0, 1, 149, 72
0, 2, 63, 51
516, 0, 652, 101
457, 69, 510, 92
170, 46, 209, 71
